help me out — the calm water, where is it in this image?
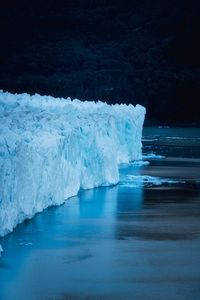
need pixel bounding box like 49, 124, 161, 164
0, 127, 200, 300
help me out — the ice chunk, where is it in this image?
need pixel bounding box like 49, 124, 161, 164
0, 91, 145, 237
0, 244, 3, 257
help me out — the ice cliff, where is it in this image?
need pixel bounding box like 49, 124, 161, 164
0, 91, 145, 245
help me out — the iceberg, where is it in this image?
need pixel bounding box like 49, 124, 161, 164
0, 91, 145, 242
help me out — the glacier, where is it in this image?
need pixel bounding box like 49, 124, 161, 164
0, 91, 145, 252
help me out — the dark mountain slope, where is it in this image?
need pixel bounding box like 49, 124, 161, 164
0, 0, 200, 125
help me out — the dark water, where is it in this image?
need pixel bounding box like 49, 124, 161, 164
0, 127, 200, 300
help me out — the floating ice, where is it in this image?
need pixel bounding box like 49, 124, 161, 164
143, 153, 165, 159
120, 175, 182, 188
0, 91, 145, 238
131, 160, 150, 166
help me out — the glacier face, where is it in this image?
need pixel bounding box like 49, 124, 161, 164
0, 91, 145, 240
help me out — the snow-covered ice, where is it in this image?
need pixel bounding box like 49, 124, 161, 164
0, 91, 145, 241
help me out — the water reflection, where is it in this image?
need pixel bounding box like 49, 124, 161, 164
118, 163, 144, 211
79, 186, 118, 219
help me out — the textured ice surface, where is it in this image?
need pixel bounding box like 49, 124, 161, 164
0, 91, 145, 239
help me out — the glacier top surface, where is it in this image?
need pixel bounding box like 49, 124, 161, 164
0, 91, 145, 152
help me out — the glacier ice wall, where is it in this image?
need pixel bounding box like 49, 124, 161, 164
0, 91, 145, 238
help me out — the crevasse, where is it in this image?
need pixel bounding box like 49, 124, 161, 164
0, 91, 145, 246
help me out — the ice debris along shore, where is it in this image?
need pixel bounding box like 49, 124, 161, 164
0, 91, 145, 245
